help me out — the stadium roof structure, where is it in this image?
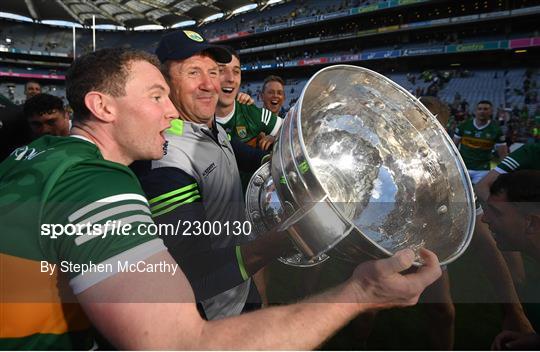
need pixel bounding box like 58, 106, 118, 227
0, 0, 265, 28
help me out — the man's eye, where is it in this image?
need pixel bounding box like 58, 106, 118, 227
153, 96, 161, 101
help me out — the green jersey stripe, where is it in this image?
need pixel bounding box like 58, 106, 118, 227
149, 183, 198, 205
152, 194, 202, 217
73, 203, 151, 227
68, 193, 148, 222
150, 189, 200, 213
235, 245, 249, 281
74, 214, 153, 246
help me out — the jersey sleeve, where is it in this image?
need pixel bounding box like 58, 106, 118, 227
41, 162, 166, 295
249, 105, 283, 137
262, 108, 283, 137
495, 144, 535, 173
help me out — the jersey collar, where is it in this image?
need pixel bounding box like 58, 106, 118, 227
473, 118, 491, 130
70, 134, 95, 145
215, 102, 236, 125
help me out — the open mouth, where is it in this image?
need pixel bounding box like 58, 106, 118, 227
221, 87, 234, 94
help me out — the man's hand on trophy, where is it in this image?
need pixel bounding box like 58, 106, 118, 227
348, 248, 441, 309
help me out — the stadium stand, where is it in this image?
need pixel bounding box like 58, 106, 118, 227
1, 0, 540, 350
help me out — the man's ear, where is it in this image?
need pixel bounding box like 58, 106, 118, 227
525, 214, 540, 235
84, 91, 117, 123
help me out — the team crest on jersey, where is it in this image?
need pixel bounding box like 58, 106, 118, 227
183, 30, 204, 42
236, 126, 247, 139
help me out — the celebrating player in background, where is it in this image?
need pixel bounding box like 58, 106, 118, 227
260, 75, 286, 117
215, 47, 282, 152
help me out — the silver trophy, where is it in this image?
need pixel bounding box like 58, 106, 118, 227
246, 65, 475, 267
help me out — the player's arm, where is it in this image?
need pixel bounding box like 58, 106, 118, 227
77, 248, 441, 350
496, 143, 508, 160
262, 109, 283, 137
495, 128, 508, 159
476, 145, 532, 203
475, 169, 501, 204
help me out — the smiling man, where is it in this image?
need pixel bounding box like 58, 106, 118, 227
215, 47, 282, 151
261, 75, 286, 117
136, 30, 290, 320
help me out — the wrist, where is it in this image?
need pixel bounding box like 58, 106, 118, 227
339, 278, 379, 313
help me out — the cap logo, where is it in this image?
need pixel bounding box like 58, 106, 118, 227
183, 30, 204, 42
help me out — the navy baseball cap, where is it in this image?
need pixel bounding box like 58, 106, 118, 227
156, 30, 231, 64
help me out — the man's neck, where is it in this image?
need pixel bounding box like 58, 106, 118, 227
215, 102, 234, 118
71, 124, 132, 166
474, 117, 490, 127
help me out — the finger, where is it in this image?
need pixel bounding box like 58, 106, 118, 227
373, 249, 415, 276
505, 334, 539, 350
408, 248, 442, 287
492, 333, 509, 350
492, 331, 519, 350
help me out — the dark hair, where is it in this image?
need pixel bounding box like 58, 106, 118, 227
262, 75, 285, 93
66, 48, 160, 122
23, 93, 64, 119
477, 100, 493, 107
25, 80, 41, 89
223, 46, 240, 61
490, 170, 540, 212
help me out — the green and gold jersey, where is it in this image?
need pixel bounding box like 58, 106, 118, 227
216, 101, 282, 148
495, 143, 540, 173
0, 135, 165, 349
454, 118, 505, 170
